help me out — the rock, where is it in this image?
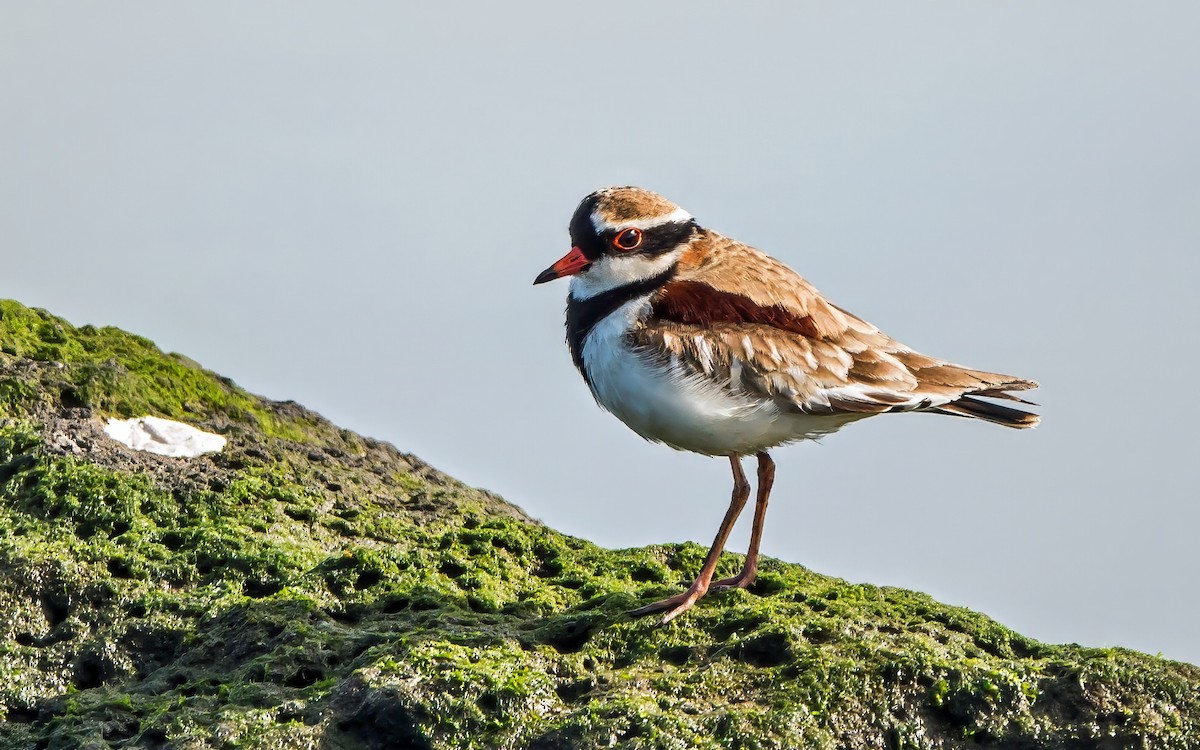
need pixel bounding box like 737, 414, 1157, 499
1, 298, 1197, 749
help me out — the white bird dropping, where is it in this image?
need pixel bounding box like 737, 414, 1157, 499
102, 416, 226, 458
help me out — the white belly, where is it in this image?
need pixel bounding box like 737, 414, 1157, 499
581, 300, 862, 456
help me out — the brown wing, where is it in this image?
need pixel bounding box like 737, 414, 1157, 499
674, 232, 851, 337
631, 232, 1039, 427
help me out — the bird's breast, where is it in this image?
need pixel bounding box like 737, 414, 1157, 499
578, 299, 802, 455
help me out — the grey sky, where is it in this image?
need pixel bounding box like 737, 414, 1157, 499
3, 3, 1198, 663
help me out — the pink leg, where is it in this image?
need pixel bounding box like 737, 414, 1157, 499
714, 451, 775, 590
630, 455, 751, 624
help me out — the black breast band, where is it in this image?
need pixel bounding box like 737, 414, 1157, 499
564, 266, 677, 388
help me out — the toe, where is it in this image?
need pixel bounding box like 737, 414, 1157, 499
712, 570, 756, 591
629, 587, 705, 621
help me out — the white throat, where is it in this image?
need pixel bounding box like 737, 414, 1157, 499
569, 248, 684, 300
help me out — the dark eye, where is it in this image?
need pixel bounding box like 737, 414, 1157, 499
612, 227, 644, 251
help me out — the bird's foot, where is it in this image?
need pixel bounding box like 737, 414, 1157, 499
711, 567, 757, 591
629, 583, 707, 625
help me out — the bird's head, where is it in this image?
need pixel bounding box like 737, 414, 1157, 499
533, 186, 700, 298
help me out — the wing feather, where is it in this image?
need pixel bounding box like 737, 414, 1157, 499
631, 232, 1039, 427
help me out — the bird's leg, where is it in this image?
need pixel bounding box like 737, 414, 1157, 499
630, 454, 751, 624
713, 451, 775, 590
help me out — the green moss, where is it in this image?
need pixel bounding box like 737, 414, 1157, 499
1, 297, 1198, 749
0, 299, 321, 442
359, 641, 560, 745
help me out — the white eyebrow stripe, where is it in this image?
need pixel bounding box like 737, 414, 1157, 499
591, 206, 694, 232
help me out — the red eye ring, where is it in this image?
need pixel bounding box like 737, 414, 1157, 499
613, 227, 644, 251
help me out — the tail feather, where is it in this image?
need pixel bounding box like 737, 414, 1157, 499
907, 360, 1041, 427
934, 395, 1040, 429
971, 387, 1038, 406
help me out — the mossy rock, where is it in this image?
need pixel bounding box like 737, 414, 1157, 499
1, 299, 1197, 749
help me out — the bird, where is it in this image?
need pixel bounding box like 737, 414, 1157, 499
533, 186, 1038, 624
